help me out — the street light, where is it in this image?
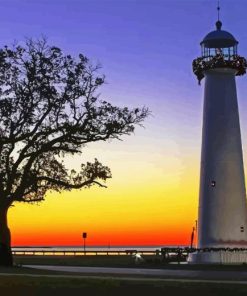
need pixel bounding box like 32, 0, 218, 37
82, 232, 87, 253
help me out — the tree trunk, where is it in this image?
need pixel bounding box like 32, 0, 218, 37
0, 207, 13, 266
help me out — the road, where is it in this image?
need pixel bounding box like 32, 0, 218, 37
23, 265, 247, 282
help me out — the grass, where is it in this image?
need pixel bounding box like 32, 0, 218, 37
13, 254, 247, 270
15, 254, 134, 267
0, 275, 247, 296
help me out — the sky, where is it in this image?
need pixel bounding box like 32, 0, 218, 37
2, 0, 247, 246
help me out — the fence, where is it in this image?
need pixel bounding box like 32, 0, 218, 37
12, 249, 158, 256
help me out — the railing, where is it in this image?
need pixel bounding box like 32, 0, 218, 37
12, 249, 158, 256
201, 54, 237, 62
192, 54, 247, 84
13, 247, 247, 257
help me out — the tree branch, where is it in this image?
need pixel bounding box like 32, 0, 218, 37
36, 176, 107, 189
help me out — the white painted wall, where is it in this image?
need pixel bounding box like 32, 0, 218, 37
198, 68, 247, 249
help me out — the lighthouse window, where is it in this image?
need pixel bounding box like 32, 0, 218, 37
241, 226, 244, 232
211, 181, 216, 187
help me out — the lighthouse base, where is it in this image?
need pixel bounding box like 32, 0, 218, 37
188, 251, 247, 265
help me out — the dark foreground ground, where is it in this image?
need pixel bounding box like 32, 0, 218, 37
13, 254, 247, 270
1, 255, 247, 295
0, 271, 247, 296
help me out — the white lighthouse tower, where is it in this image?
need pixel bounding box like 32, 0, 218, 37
188, 8, 247, 264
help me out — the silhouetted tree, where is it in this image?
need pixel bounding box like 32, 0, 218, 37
0, 39, 149, 266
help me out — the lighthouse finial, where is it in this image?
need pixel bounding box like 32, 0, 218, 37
216, 1, 222, 30
217, 0, 220, 21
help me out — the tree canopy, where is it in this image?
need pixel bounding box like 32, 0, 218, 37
0, 39, 149, 207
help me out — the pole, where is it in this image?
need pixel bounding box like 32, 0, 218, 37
190, 227, 195, 249
195, 220, 198, 247
82, 232, 87, 255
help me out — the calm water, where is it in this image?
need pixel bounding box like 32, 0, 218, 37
12, 245, 184, 252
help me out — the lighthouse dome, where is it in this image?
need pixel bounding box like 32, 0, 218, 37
200, 21, 238, 48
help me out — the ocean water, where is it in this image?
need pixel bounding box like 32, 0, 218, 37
12, 245, 183, 252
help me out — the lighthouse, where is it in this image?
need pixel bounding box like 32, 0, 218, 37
188, 9, 247, 264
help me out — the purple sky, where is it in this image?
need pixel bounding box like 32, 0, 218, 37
0, 1, 246, 109
0, 0, 246, 184
0, 0, 246, 161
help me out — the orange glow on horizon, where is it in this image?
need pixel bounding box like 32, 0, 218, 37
8, 125, 201, 247
11, 228, 192, 247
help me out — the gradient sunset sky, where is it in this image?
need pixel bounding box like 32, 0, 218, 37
3, 0, 247, 246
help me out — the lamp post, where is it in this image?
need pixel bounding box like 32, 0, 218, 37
82, 232, 87, 254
